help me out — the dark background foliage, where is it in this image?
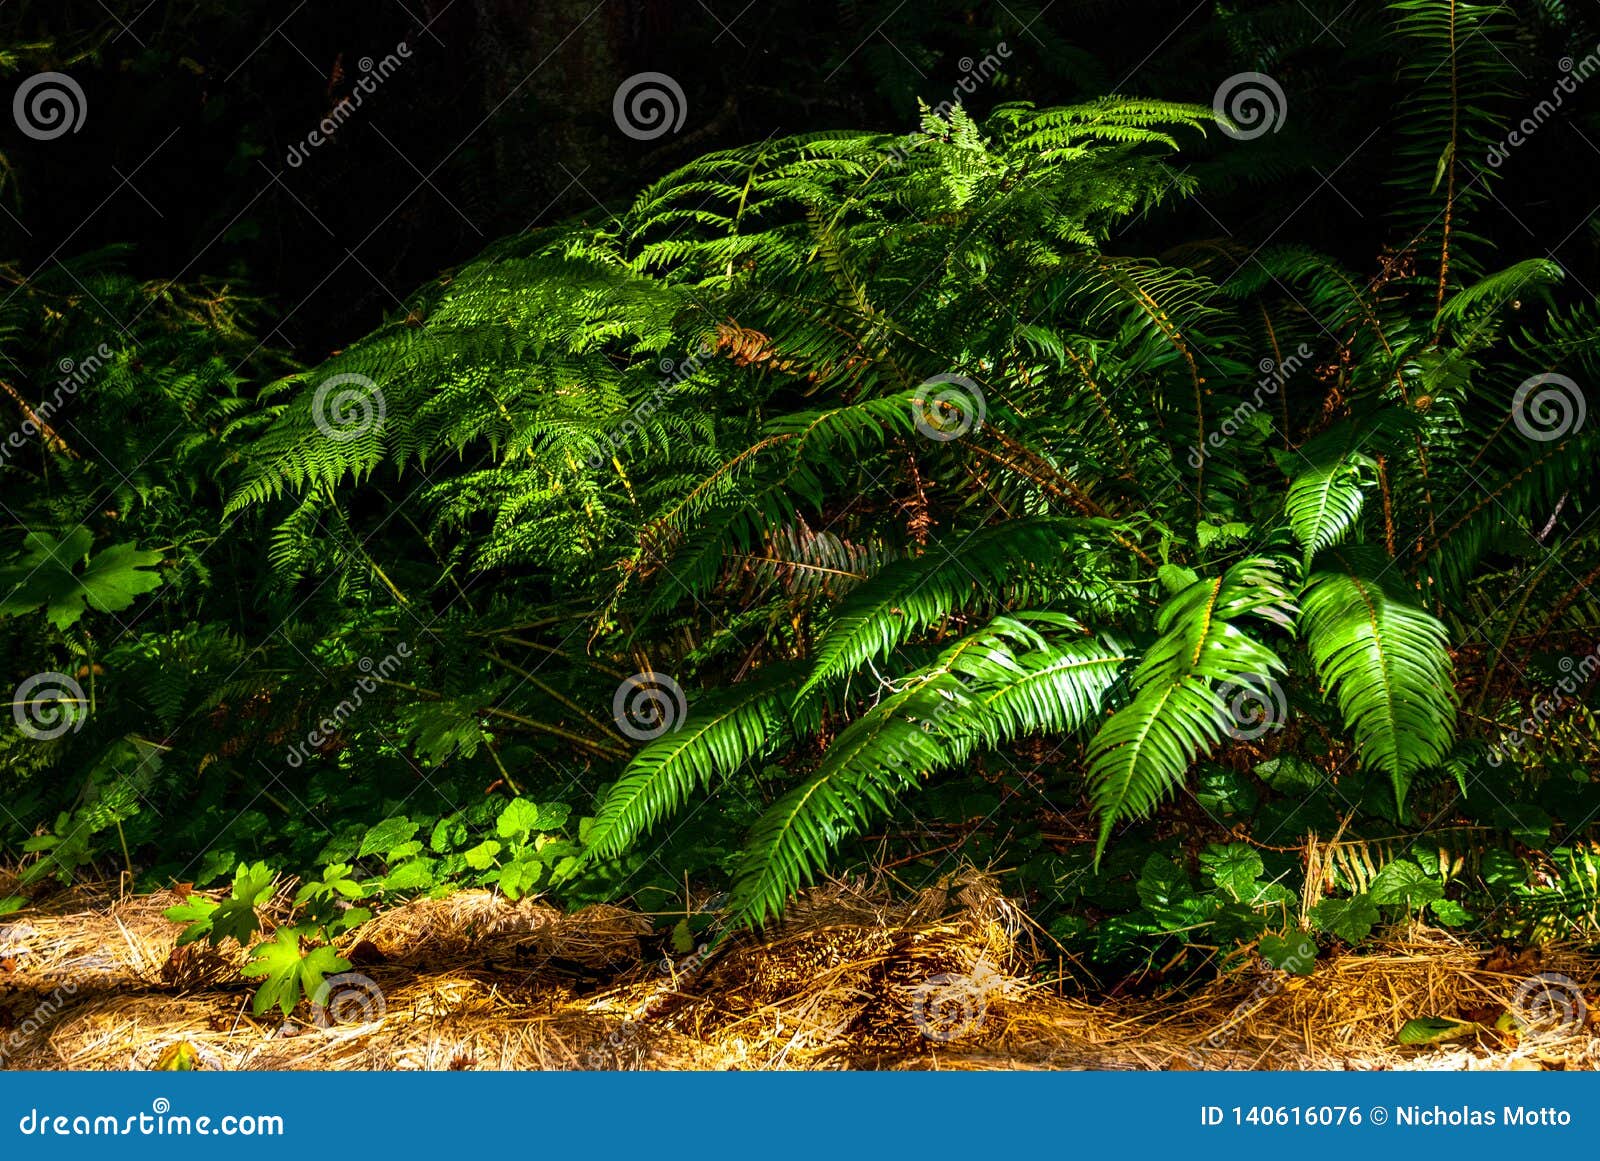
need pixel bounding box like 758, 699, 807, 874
3, 0, 1596, 358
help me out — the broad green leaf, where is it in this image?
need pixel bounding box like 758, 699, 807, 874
430, 815, 468, 853
167, 862, 275, 948
1199, 842, 1264, 901
0, 531, 163, 630
496, 798, 542, 839
1259, 931, 1317, 974
240, 928, 351, 1016
382, 858, 436, 892
1397, 1016, 1477, 1046
1137, 854, 1212, 929
1370, 860, 1444, 909
1310, 893, 1379, 943
358, 818, 419, 859
163, 896, 221, 948
1428, 897, 1474, 927
533, 802, 572, 831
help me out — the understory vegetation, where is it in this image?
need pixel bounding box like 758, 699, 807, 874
3, 0, 1600, 1010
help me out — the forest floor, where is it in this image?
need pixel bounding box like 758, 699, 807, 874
2, 871, 1597, 1071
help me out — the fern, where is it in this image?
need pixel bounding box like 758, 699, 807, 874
1300, 548, 1458, 805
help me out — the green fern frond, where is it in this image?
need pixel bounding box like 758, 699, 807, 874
1300, 547, 1458, 805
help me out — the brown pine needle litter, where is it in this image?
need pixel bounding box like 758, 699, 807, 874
1, 869, 1597, 1071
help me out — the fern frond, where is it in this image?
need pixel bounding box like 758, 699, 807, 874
1300, 547, 1458, 804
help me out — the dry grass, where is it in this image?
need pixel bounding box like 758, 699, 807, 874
2, 871, 1596, 1071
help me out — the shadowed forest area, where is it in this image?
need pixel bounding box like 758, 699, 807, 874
2, 0, 1600, 1070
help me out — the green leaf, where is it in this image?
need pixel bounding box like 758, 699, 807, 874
794, 520, 1070, 704
1087, 559, 1295, 856
1369, 860, 1444, 910
496, 798, 541, 840
1193, 766, 1259, 817
463, 840, 501, 870
1397, 1016, 1477, 1046
1137, 853, 1213, 930
77, 542, 167, 617
1285, 450, 1372, 562
167, 862, 275, 948
429, 816, 468, 853
1427, 897, 1474, 927
0, 531, 163, 630
163, 896, 221, 947
1253, 754, 1323, 793
1156, 563, 1199, 594
533, 802, 572, 831
498, 852, 545, 899
1310, 893, 1379, 943
1199, 843, 1264, 901
1259, 931, 1317, 974
381, 858, 436, 892
240, 928, 351, 1016
1481, 849, 1526, 891
586, 675, 793, 862
358, 818, 420, 860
